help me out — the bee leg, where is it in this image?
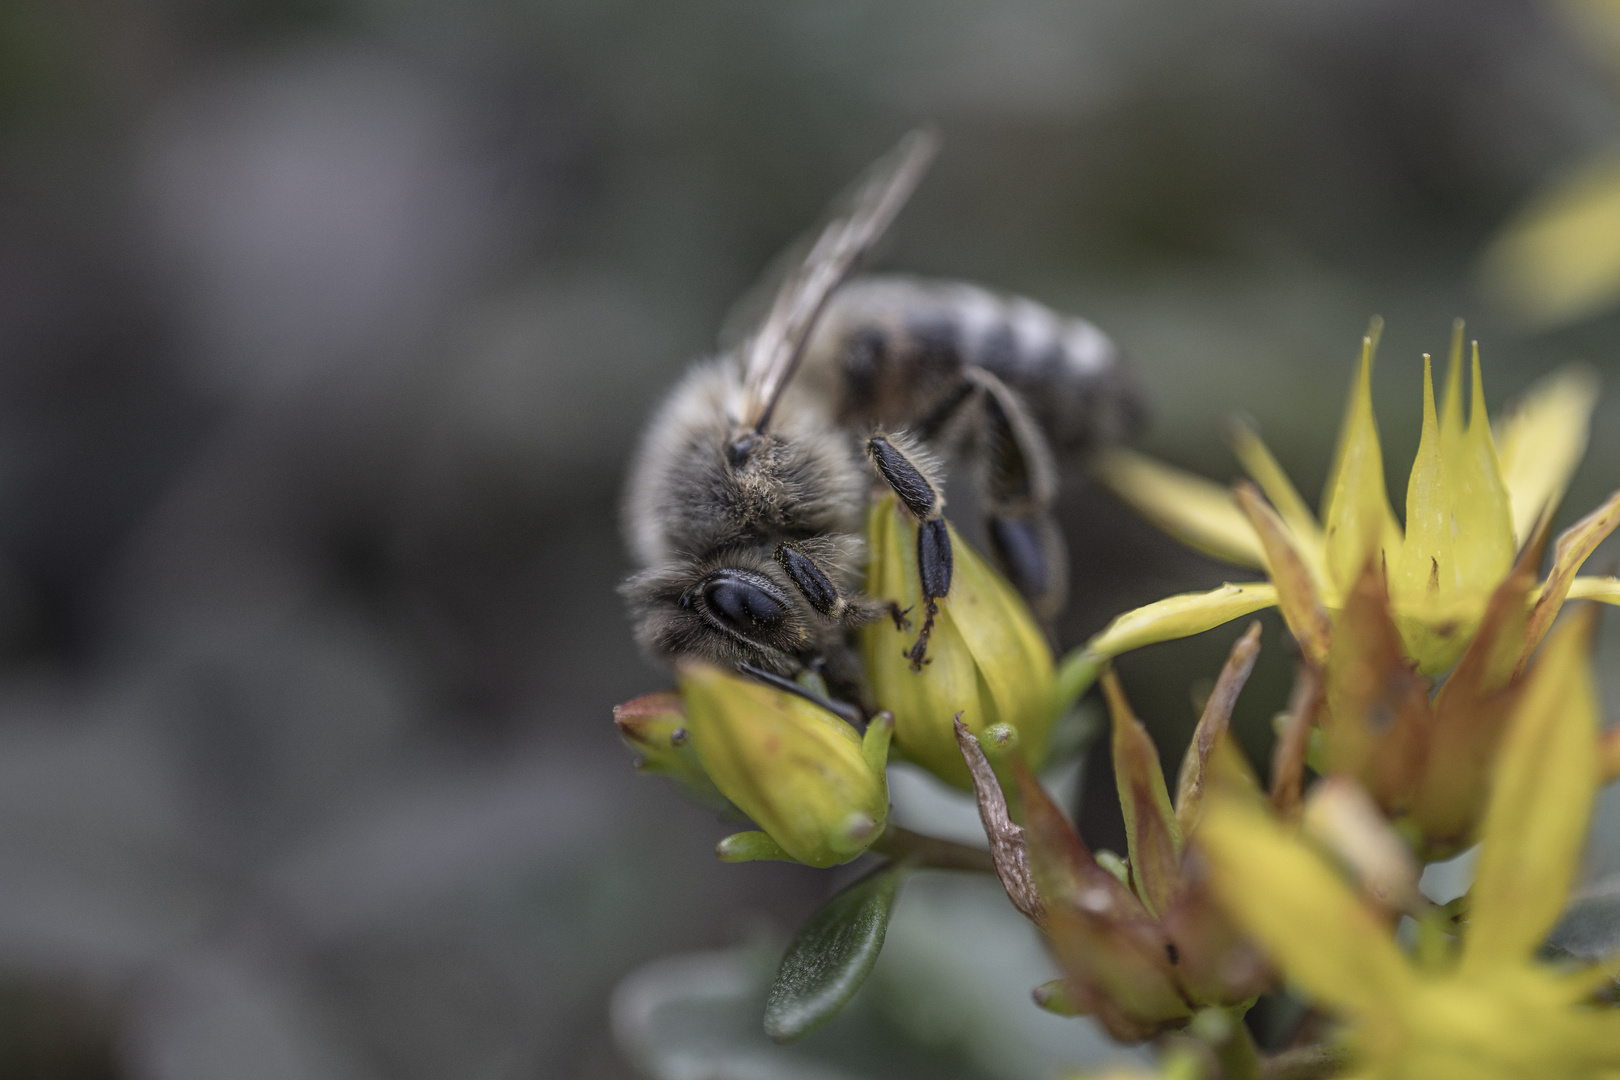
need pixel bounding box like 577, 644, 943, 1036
866, 434, 951, 669
774, 541, 907, 630
963, 366, 1068, 624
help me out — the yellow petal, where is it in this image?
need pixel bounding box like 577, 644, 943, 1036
1396, 354, 1458, 611
680, 662, 886, 868
1322, 328, 1403, 596
1493, 366, 1601, 546
1198, 797, 1414, 1019
1095, 448, 1267, 569
1568, 575, 1620, 603
1447, 343, 1516, 590
1228, 421, 1328, 589
1480, 156, 1620, 329
1521, 486, 1620, 666
1054, 583, 1278, 709
1101, 672, 1184, 918
1236, 484, 1331, 665
861, 497, 1055, 788
1464, 607, 1601, 973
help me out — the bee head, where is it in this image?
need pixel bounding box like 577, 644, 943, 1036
620, 555, 813, 674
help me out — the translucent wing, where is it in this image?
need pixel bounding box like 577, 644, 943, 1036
736, 129, 938, 436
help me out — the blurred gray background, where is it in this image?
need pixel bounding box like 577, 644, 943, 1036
2, 1, 1620, 1077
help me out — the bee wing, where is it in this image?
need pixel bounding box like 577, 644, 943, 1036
736, 129, 938, 434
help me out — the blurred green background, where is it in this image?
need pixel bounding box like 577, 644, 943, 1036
0, 1, 1618, 1077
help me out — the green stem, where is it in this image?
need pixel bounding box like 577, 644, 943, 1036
1212, 1010, 1261, 1080
870, 826, 995, 873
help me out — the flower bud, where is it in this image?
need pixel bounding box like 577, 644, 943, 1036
860, 495, 1056, 789
677, 661, 892, 868
613, 690, 730, 811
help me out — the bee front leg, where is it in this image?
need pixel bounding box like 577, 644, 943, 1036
774, 541, 907, 630
866, 434, 951, 669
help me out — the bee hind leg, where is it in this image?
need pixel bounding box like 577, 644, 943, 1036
865, 434, 951, 669
963, 366, 1068, 625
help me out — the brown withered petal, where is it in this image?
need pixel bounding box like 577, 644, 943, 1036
1014, 755, 1147, 925
1175, 622, 1263, 837
1235, 483, 1332, 665
1043, 905, 1194, 1042
1521, 486, 1620, 668
1410, 526, 1544, 854
1157, 860, 1273, 1006
953, 716, 1042, 924
1602, 725, 1620, 784
1101, 673, 1184, 919
1268, 663, 1323, 818
1322, 558, 1432, 814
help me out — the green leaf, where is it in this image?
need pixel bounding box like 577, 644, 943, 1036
763, 862, 908, 1042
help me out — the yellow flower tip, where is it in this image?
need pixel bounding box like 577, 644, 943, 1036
1095, 448, 1267, 569
614, 689, 729, 807
677, 660, 888, 868
860, 495, 1056, 789
1495, 364, 1602, 546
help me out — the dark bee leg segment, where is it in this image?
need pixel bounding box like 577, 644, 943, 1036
866, 433, 952, 667
774, 542, 841, 617
738, 663, 864, 727
867, 435, 940, 519
905, 516, 955, 670
964, 367, 1068, 623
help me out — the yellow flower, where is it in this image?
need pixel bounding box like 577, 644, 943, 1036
1198, 611, 1620, 1080
676, 660, 893, 868
1092, 323, 1619, 679
861, 494, 1057, 789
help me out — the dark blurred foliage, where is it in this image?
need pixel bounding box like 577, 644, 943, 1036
0, 1, 1618, 1077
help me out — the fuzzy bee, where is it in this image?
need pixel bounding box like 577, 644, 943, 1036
621, 131, 1142, 707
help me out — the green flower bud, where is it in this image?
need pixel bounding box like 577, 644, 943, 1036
677, 661, 893, 868
860, 495, 1057, 789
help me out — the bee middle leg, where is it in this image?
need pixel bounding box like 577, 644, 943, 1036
963, 366, 1068, 625
865, 434, 951, 669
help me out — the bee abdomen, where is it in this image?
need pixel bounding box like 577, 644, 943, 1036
805, 275, 1144, 456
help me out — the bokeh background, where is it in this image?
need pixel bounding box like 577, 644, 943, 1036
2, 1, 1620, 1077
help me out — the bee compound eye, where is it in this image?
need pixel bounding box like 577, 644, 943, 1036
701, 571, 787, 633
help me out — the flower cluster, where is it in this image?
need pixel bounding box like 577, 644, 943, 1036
614, 324, 1620, 1079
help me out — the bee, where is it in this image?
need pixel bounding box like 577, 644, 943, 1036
621, 131, 1143, 708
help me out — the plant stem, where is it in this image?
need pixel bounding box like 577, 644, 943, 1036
1259, 1043, 1350, 1080
1212, 1010, 1261, 1080
870, 825, 995, 873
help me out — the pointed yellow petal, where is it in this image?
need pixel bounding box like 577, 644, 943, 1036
1101, 673, 1183, 918
1095, 449, 1267, 569
1464, 608, 1601, 973
1494, 366, 1601, 546
1322, 330, 1402, 595
1568, 575, 1620, 603
1481, 157, 1620, 329
1175, 622, 1263, 836
1072, 583, 1278, 673
1228, 422, 1328, 587
1448, 344, 1516, 592
1438, 320, 1465, 452
1237, 485, 1331, 665
1396, 354, 1457, 611
1198, 798, 1414, 1019
1521, 486, 1620, 665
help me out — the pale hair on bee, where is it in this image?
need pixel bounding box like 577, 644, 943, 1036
621, 130, 1143, 712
